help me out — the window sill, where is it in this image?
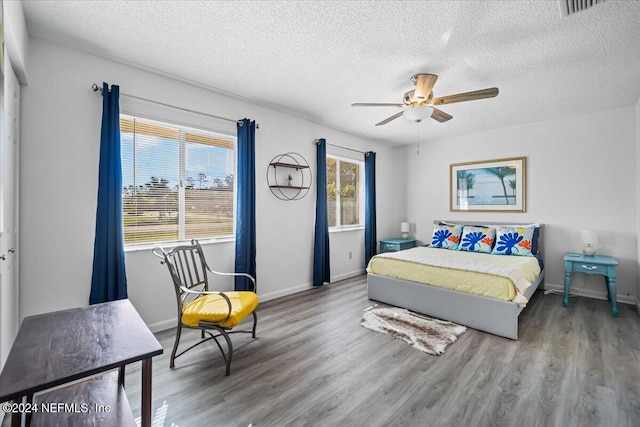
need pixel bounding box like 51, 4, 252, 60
124, 236, 235, 253
329, 225, 365, 233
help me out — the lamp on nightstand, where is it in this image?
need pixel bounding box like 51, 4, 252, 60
401, 222, 410, 239
581, 230, 598, 256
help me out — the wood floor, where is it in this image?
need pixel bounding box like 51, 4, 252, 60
6, 275, 640, 426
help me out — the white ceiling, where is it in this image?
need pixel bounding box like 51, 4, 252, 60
22, 0, 640, 146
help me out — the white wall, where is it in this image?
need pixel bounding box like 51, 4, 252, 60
402, 107, 639, 302
636, 96, 640, 310
3, 0, 29, 84
326, 146, 408, 281
20, 38, 403, 329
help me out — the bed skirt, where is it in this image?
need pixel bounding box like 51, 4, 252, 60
367, 270, 544, 340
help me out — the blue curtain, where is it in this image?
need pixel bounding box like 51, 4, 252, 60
364, 152, 377, 265
313, 139, 330, 286
234, 119, 257, 291
89, 83, 128, 305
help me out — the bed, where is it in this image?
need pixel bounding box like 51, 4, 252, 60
366, 220, 545, 340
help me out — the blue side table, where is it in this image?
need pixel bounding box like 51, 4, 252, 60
563, 253, 618, 317
379, 238, 417, 253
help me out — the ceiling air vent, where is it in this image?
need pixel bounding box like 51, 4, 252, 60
558, 0, 606, 18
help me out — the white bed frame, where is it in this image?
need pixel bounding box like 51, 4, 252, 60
367, 220, 545, 340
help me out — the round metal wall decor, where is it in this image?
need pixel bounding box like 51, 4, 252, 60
266, 152, 311, 201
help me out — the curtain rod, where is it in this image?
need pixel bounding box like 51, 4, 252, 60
91, 83, 259, 128
314, 139, 371, 155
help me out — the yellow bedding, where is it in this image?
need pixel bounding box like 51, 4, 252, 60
367, 247, 541, 302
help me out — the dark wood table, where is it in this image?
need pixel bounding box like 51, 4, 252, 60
0, 299, 163, 426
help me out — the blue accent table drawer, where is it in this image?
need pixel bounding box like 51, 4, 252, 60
379, 238, 417, 253
563, 253, 618, 317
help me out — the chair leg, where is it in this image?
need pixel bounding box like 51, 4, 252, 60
221, 331, 233, 376
251, 311, 258, 339
170, 325, 183, 369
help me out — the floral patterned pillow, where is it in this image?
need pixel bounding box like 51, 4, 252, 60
491, 225, 535, 256
430, 224, 463, 250
458, 226, 496, 253
487, 223, 541, 255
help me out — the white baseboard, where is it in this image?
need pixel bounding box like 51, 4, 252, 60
148, 281, 317, 332
147, 282, 316, 333
146, 271, 366, 333
148, 317, 178, 334
260, 269, 364, 302
543, 283, 637, 305
331, 269, 366, 283
259, 282, 314, 303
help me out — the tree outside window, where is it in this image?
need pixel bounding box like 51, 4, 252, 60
121, 115, 236, 245
327, 156, 363, 228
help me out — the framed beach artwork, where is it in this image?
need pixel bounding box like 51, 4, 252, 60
450, 157, 526, 212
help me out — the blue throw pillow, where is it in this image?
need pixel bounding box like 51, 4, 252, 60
459, 226, 496, 253
531, 226, 540, 255
487, 223, 541, 255
491, 225, 535, 256
437, 222, 542, 255
430, 225, 463, 250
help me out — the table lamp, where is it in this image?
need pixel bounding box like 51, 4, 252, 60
581, 230, 598, 256
401, 222, 410, 239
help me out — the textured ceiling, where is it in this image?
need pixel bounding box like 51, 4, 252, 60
22, 0, 640, 145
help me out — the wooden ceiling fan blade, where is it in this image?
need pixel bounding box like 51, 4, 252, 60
431, 107, 453, 123
431, 87, 499, 105
352, 103, 405, 107
375, 111, 405, 126
412, 74, 438, 101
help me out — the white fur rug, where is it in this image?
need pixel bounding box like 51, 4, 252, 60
361, 307, 466, 355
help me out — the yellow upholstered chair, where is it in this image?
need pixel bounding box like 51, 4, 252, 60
153, 240, 258, 376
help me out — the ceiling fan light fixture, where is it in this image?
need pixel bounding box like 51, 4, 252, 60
404, 106, 433, 122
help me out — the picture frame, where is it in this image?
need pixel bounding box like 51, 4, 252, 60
450, 157, 526, 212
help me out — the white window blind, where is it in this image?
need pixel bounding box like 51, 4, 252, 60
121, 115, 236, 245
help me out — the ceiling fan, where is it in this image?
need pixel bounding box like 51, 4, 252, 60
352, 73, 499, 126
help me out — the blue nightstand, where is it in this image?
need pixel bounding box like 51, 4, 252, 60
379, 238, 417, 253
563, 253, 618, 317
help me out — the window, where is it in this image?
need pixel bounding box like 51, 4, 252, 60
120, 115, 235, 245
327, 156, 364, 228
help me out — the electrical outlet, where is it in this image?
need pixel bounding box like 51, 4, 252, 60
349, 251, 352, 259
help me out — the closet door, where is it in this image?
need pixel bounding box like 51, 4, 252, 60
0, 50, 21, 370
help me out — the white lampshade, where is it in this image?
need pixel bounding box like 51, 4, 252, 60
581, 230, 598, 245
401, 222, 410, 239
404, 106, 433, 122
581, 229, 598, 256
